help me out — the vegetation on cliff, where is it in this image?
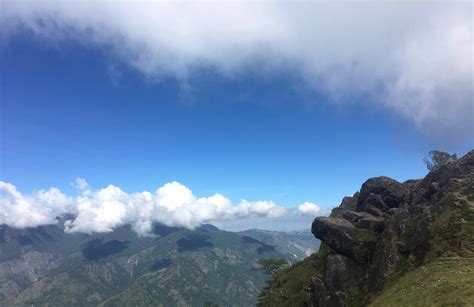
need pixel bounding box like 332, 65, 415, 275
260, 150, 474, 306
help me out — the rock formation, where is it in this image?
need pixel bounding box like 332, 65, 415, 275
260, 150, 474, 306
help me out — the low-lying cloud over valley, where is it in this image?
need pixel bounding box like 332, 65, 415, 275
0, 179, 321, 235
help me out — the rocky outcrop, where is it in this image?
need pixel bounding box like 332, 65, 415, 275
356, 177, 407, 212
341, 211, 384, 233
325, 254, 364, 292
312, 217, 375, 264
304, 150, 474, 306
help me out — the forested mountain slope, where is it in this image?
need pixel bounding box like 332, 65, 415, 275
0, 222, 307, 306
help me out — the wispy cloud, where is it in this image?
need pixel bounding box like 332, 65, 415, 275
0, 179, 318, 235
1, 1, 472, 141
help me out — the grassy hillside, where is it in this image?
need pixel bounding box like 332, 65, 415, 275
371, 201, 474, 306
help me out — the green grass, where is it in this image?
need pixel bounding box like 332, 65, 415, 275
370, 255, 474, 306
258, 253, 322, 306
371, 203, 474, 307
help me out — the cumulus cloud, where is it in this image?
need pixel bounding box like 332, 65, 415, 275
297, 202, 322, 216
0, 180, 306, 235
0, 181, 73, 228
1, 1, 472, 140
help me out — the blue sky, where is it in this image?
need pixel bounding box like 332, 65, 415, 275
3, 31, 470, 208
0, 1, 472, 232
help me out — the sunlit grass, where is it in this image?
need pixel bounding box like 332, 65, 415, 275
371, 204, 474, 307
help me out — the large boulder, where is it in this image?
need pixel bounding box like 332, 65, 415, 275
342, 211, 385, 233
330, 195, 358, 218
312, 217, 376, 264
356, 177, 406, 214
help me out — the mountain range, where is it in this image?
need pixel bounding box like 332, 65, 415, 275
0, 221, 319, 306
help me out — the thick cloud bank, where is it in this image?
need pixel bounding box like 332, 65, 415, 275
0, 179, 317, 235
1, 1, 472, 140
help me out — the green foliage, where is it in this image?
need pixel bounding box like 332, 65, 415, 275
1, 226, 306, 306
424, 150, 457, 171
429, 208, 464, 257
316, 242, 330, 272
372, 198, 474, 306
256, 258, 289, 306
256, 258, 288, 278
370, 253, 474, 306
407, 254, 417, 269
346, 287, 367, 307
257, 253, 322, 306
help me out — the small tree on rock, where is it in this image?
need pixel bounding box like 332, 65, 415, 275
424, 150, 457, 171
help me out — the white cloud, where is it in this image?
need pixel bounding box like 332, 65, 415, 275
233, 200, 288, 219
0, 180, 310, 235
0, 181, 73, 228
1, 1, 472, 140
297, 202, 322, 216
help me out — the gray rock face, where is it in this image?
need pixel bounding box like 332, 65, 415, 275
306, 150, 474, 306
326, 254, 364, 292
342, 211, 385, 233
339, 196, 357, 211
306, 277, 327, 307
356, 177, 407, 213
311, 217, 375, 264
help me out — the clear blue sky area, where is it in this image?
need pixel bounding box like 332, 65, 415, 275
1, 32, 472, 209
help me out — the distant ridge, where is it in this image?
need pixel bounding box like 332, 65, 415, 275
0, 219, 318, 305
